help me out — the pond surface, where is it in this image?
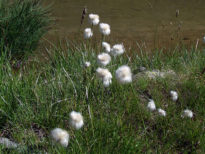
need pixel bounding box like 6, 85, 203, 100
45, 0, 205, 50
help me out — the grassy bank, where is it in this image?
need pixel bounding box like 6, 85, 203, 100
0, 1, 204, 153
0, 42, 204, 153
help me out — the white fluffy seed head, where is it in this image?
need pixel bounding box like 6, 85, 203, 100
99, 23, 111, 36
50, 128, 69, 147
88, 14, 100, 25
181, 109, 193, 118
84, 28, 93, 39
115, 65, 132, 84
96, 68, 112, 87
170, 90, 178, 102
103, 78, 112, 87
147, 99, 156, 111
69, 111, 84, 130
84, 61, 91, 68
158, 108, 166, 117
102, 42, 111, 53
96, 68, 112, 79
97, 53, 111, 66
111, 44, 125, 56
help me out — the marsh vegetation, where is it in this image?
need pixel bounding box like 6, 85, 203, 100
0, 0, 204, 153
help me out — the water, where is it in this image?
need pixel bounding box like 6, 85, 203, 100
45, 0, 205, 49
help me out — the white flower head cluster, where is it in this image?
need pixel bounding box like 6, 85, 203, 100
158, 108, 166, 117
170, 90, 178, 102
50, 128, 69, 147
147, 99, 156, 111
84, 28, 93, 39
111, 44, 125, 56
88, 14, 100, 25
181, 109, 193, 118
99, 23, 111, 36
96, 68, 112, 87
97, 53, 111, 66
69, 111, 84, 130
115, 65, 132, 84
102, 42, 111, 53
84, 61, 91, 68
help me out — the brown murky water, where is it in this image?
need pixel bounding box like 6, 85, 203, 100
44, 0, 205, 50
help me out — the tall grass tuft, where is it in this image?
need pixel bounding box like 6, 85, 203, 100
0, 0, 51, 59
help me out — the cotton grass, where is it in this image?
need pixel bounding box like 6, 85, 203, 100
115, 65, 132, 84
147, 99, 156, 111
111, 44, 125, 56
84, 28, 93, 39
203, 36, 205, 43
97, 52, 111, 66
88, 14, 100, 25
102, 42, 111, 53
157, 108, 166, 117
170, 90, 178, 102
181, 109, 193, 118
69, 111, 84, 130
84, 61, 91, 68
50, 128, 69, 147
96, 68, 112, 87
99, 23, 111, 36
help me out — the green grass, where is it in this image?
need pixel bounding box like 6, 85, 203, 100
0, 0, 51, 59
0, 42, 204, 153
1, 0, 203, 153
